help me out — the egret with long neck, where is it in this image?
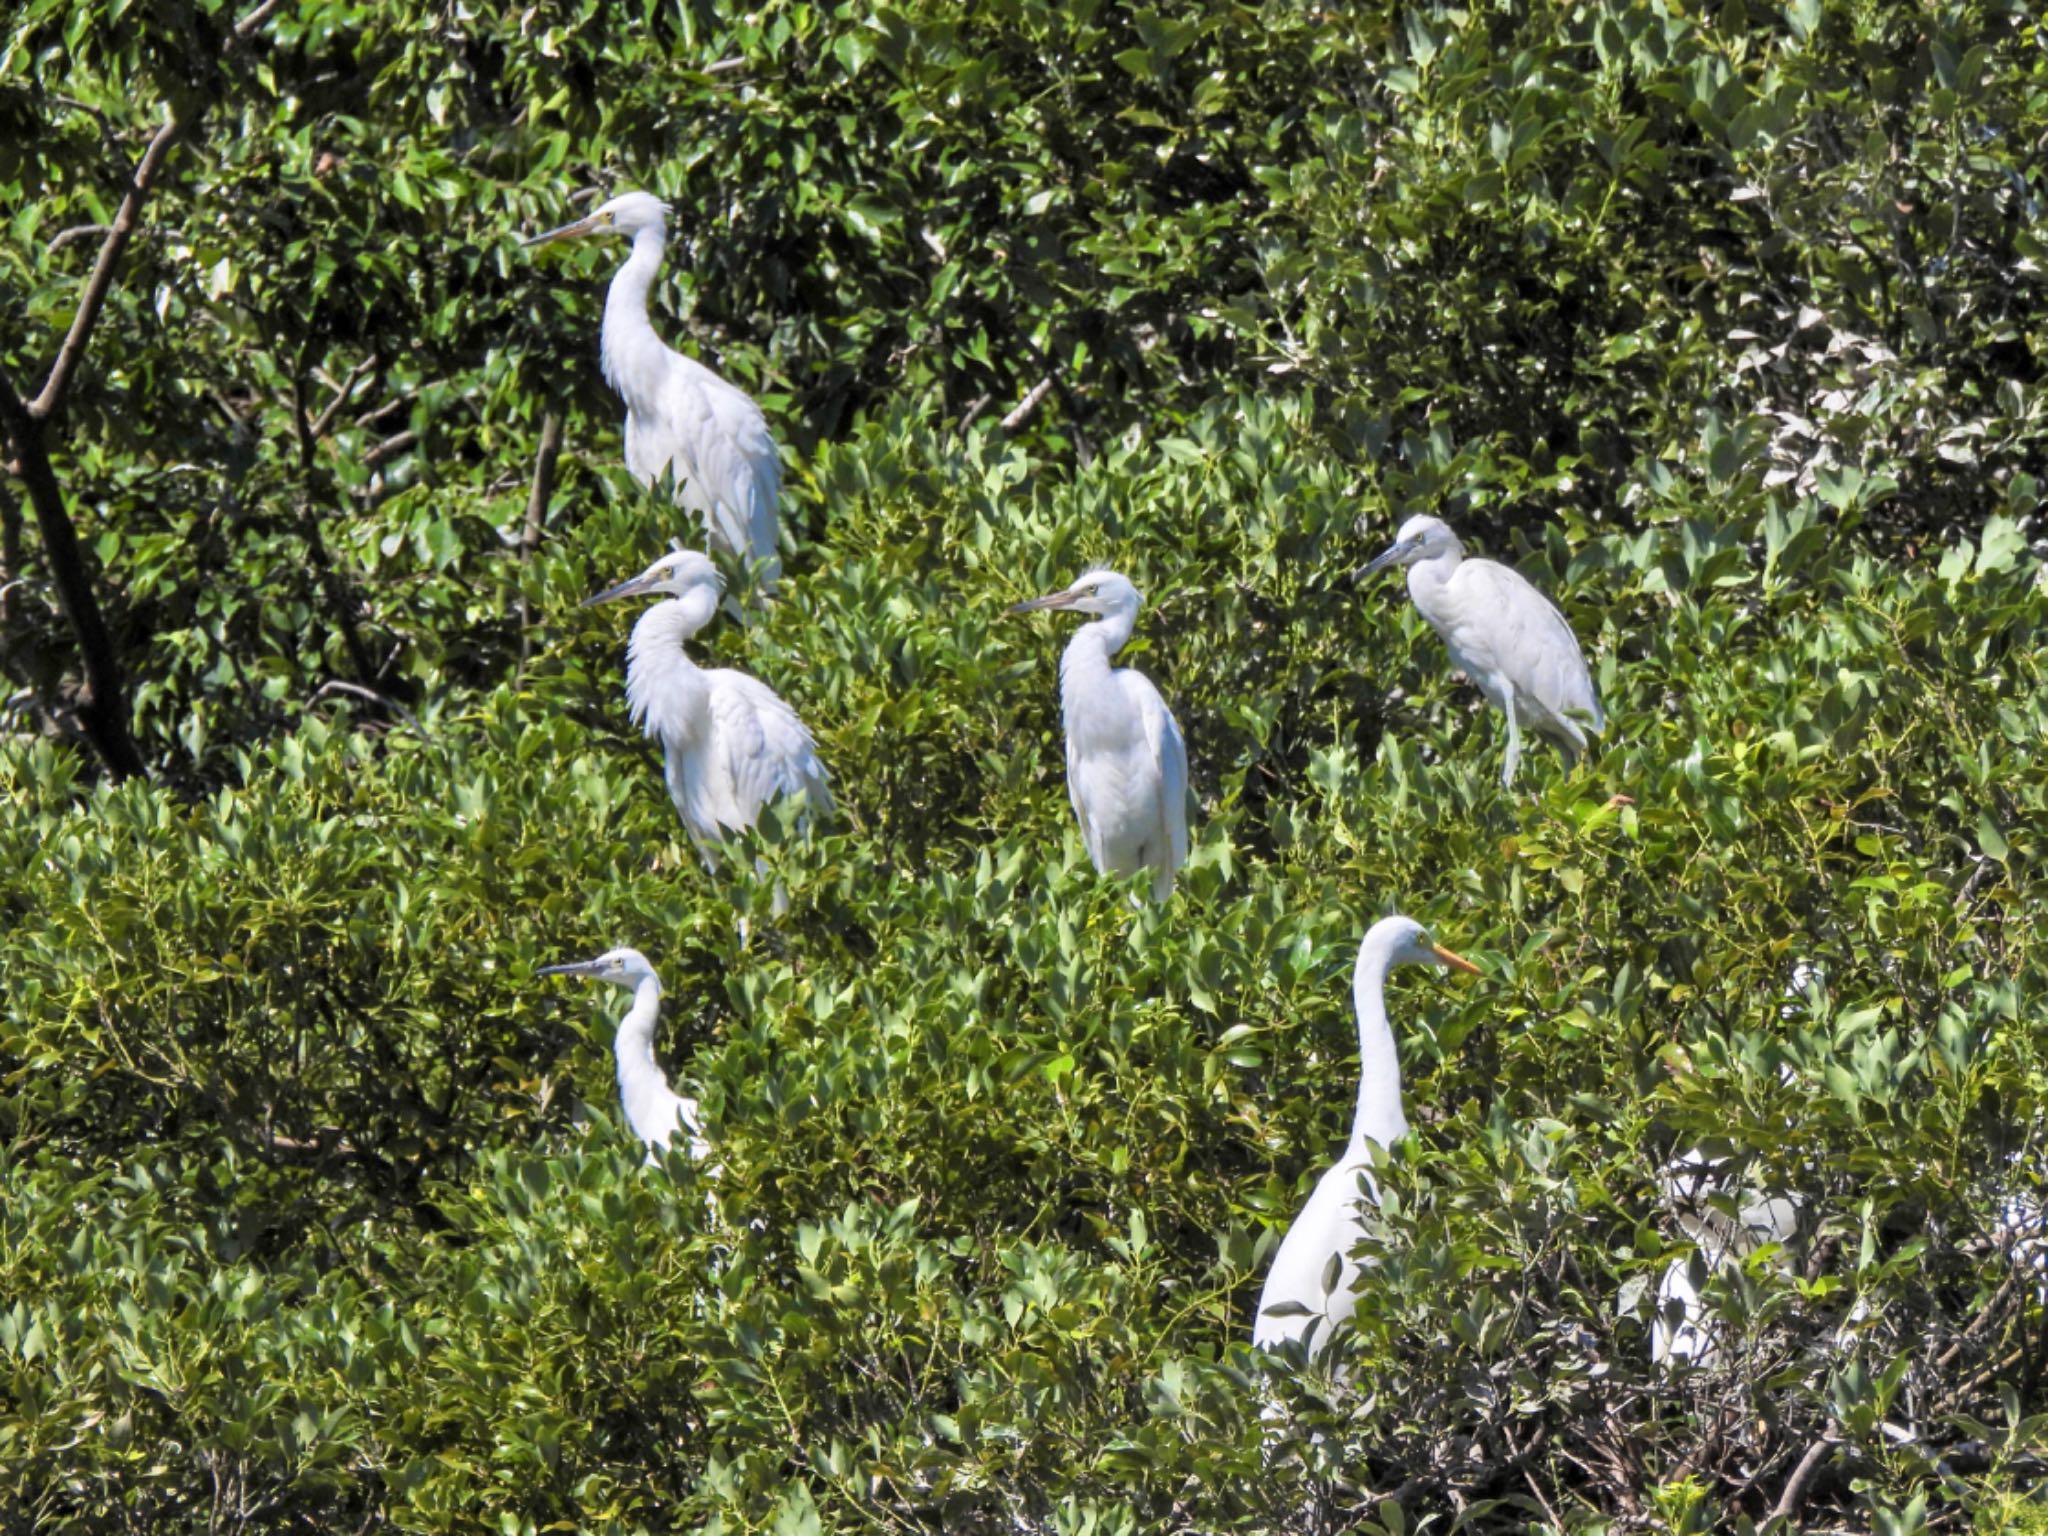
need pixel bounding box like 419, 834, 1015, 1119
525, 192, 782, 586
1010, 568, 1190, 903
1360, 515, 1603, 789
583, 547, 830, 863
1253, 915, 1479, 1356
538, 947, 710, 1162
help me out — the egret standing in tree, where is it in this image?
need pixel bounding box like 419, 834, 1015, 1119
585, 547, 830, 861
1254, 915, 1479, 1357
526, 192, 783, 586
1010, 569, 1190, 903
1359, 515, 1603, 788
538, 947, 711, 1163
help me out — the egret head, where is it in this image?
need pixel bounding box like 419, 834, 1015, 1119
538, 946, 661, 991
1008, 568, 1143, 622
1364, 914, 1480, 976
524, 190, 670, 247
582, 545, 722, 610
1358, 515, 1462, 579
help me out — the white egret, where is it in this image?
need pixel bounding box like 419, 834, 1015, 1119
1010, 569, 1190, 903
1253, 915, 1479, 1356
526, 192, 782, 585
1650, 1149, 1802, 1366
585, 547, 830, 858
538, 947, 711, 1162
1360, 515, 1604, 788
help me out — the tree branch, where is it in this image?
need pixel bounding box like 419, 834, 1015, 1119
521, 411, 564, 558
1768, 1434, 1838, 1528
0, 370, 146, 778
517, 411, 565, 672
29, 112, 188, 421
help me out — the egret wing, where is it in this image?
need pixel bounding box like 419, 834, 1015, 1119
704, 668, 831, 832
625, 356, 781, 574
1137, 677, 1190, 882
1063, 731, 1105, 871
690, 380, 782, 572
1455, 560, 1603, 735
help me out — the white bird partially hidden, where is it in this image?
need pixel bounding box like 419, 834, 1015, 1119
1361, 515, 1604, 788
526, 192, 783, 586
1253, 915, 1479, 1357
538, 946, 711, 1163
1649, 1149, 1803, 1366
585, 548, 830, 859
1010, 569, 1190, 903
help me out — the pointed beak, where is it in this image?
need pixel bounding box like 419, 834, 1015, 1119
1008, 590, 1078, 615
582, 571, 666, 608
1355, 538, 1417, 582
1431, 943, 1481, 976
523, 210, 609, 248
538, 959, 602, 978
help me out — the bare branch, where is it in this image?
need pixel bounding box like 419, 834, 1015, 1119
1768, 1434, 1838, 1528
30, 112, 187, 420
1001, 375, 1056, 433
522, 411, 564, 557
308, 679, 426, 738
955, 392, 992, 434
308, 354, 379, 442
0, 367, 146, 778
363, 429, 419, 468
232, 0, 287, 39
47, 224, 115, 254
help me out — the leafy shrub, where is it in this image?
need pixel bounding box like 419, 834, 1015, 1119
3, 0, 2046, 1531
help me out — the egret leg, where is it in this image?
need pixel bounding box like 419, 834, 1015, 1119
1497, 682, 1524, 789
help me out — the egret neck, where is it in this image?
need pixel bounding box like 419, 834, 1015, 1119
612, 970, 673, 1136
1400, 540, 1465, 636
1058, 604, 1139, 745
601, 224, 670, 410
625, 595, 715, 746
1349, 925, 1414, 1152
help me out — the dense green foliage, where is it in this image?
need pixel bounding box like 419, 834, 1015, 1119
4, 0, 2046, 1531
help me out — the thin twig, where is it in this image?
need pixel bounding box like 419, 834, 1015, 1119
363, 429, 418, 468
47, 224, 114, 254
955, 392, 992, 433
307, 354, 378, 441
1000, 375, 1055, 432
1935, 1271, 2021, 1375
307, 679, 426, 738
232, 0, 286, 39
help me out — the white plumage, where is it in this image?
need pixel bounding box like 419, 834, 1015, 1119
1362, 514, 1604, 788
1253, 916, 1479, 1356
1011, 569, 1190, 903
527, 191, 782, 584
1649, 1148, 1803, 1366
585, 548, 829, 854
537, 946, 710, 1163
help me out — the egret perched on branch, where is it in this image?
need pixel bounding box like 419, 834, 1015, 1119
1010, 569, 1190, 903
1360, 515, 1603, 788
526, 192, 783, 586
538, 947, 711, 1162
1253, 916, 1479, 1356
585, 547, 830, 858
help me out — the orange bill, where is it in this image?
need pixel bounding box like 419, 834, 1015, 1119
1432, 943, 1481, 975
